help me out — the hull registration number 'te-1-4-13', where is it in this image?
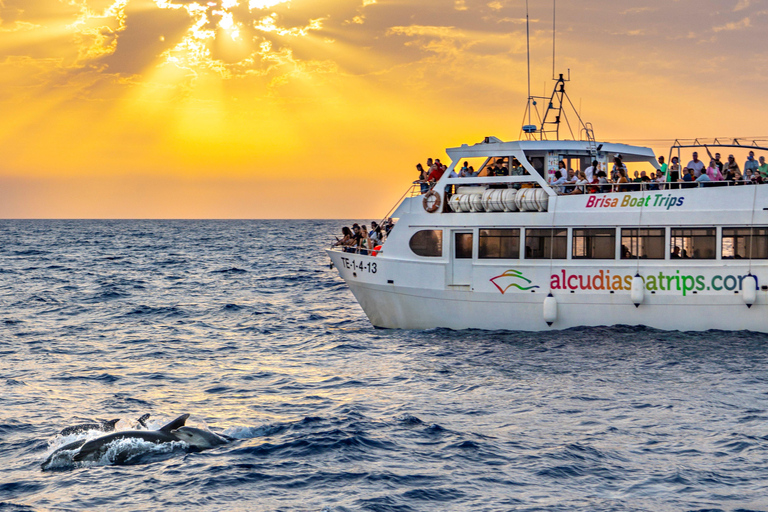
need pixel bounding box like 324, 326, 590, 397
340, 257, 377, 274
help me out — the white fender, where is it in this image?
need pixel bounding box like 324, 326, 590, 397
630, 274, 644, 307
743, 274, 758, 308
543, 293, 557, 326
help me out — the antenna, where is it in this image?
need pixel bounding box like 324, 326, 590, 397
526, 0, 531, 127
552, 0, 556, 79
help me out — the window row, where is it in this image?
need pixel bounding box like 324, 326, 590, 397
409, 227, 768, 260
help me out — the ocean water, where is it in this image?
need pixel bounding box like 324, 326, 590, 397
2, 220, 768, 512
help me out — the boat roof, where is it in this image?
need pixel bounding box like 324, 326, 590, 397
447, 139, 657, 162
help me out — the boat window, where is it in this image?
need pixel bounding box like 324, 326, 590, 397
455, 232, 473, 259
572, 229, 616, 259
525, 228, 567, 259
621, 228, 665, 259
670, 228, 715, 259
722, 227, 768, 259
479, 229, 520, 259
409, 230, 443, 257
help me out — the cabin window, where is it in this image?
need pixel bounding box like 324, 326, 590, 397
525, 228, 567, 259
621, 228, 665, 259
572, 229, 616, 259
670, 228, 715, 259
479, 229, 520, 259
455, 232, 473, 259
722, 227, 768, 259
409, 230, 443, 257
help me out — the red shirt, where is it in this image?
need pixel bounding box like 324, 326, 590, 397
427, 166, 445, 182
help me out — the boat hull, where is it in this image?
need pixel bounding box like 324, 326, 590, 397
328, 250, 768, 332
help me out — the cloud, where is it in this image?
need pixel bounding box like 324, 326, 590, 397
713, 16, 751, 31
734, 0, 751, 11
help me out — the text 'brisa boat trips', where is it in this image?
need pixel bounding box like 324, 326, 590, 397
328, 10, 768, 332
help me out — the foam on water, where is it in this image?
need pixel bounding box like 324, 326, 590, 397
2, 220, 768, 511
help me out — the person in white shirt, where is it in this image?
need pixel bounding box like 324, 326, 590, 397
584, 159, 598, 181
687, 151, 705, 178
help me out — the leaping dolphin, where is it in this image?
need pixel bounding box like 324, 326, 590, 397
58, 413, 151, 436
72, 414, 190, 463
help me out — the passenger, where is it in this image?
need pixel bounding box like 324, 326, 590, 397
370, 222, 384, 246
723, 155, 742, 182
333, 226, 355, 252
759, 156, 768, 181
384, 218, 395, 236
745, 150, 759, 175
615, 167, 629, 192
550, 170, 567, 194
587, 172, 600, 194
459, 161, 473, 177
658, 155, 668, 181
426, 160, 445, 184
358, 225, 370, 255
621, 245, 632, 259
705, 148, 724, 173
668, 156, 681, 188
416, 163, 429, 194
597, 170, 611, 193
510, 158, 526, 189
671, 246, 681, 258
696, 170, 711, 186
687, 151, 705, 178
351, 224, 362, 252
584, 160, 598, 182
611, 155, 627, 182
566, 171, 588, 194
642, 175, 654, 191
681, 167, 696, 188
494, 158, 509, 176
632, 170, 641, 184
655, 170, 666, 190
706, 159, 724, 181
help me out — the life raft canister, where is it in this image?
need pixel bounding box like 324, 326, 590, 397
422, 190, 441, 213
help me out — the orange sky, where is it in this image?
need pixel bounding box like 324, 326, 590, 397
0, 0, 766, 218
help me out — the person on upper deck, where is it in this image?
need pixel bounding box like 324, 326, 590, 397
705, 148, 724, 173
687, 152, 705, 178
416, 163, 429, 193
723, 155, 742, 182
706, 159, 724, 181
745, 151, 759, 174
681, 167, 696, 188
696, 170, 711, 186
566, 171, 588, 194
616, 167, 629, 192
658, 156, 668, 182
759, 156, 768, 180
510, 158, 526, 189
669, 156, 681, 184
597, 170, 611, 193
426, 160, 445, 183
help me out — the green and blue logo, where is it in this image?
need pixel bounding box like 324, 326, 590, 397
490, 269, 540, 294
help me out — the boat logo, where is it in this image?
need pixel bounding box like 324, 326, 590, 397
490, 269, 540, 294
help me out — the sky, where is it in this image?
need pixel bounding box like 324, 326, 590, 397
0, 0, 766, 218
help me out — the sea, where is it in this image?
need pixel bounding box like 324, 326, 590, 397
1, 219, 768, 512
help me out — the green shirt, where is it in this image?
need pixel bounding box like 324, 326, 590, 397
759, 163, 768, 179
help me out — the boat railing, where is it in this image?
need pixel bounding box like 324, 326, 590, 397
553, 179, 764, 194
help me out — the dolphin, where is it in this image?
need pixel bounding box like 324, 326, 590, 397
172, 426, 231, 450
59, 419, 120, 437
59, 413, 151, 436
72, 414, 190, 463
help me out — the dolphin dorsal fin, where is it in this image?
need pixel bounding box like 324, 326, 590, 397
159, 414, 189, 432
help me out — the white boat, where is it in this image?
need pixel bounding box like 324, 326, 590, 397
328, 72, 768, 332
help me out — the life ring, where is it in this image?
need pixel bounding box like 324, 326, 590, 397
371, 245, 382, 257
422, 190, 441, 213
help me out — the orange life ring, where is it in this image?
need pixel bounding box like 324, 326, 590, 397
371, 245, 382, 257
422, 190, 441, 213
